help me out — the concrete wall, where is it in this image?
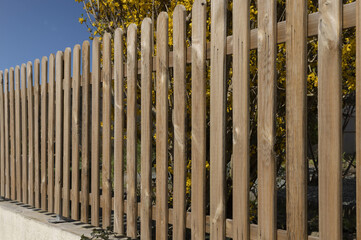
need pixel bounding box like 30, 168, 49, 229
0, 200, 92, 240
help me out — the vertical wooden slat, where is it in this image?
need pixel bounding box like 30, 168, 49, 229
210, 0, 227, 238
34, 59, 40, 208
21, 64, 28, 203
4, 69, 9, 199
15, 66, 22, 201
126, 24, 138, 238
102, 32, 112, 229
27, 62, 34, 206
81, 41, 90, 223
40, 56, 48, 210
191, 1, 207, 239
63, 48, 71, 217
9, 67, 15, 200
48, 54, 55, 212
173, 5, 187, 240
114, 28, 125, 235
286, 0, 308, 239
140, 19, 153, 240
357, 0, 361, 239
257, 0, 277, 239
0, 71, 4, 198
232, 0, 250, 239
318, 0, 342, 239
54, 51, 64, 215
156, 12, 169, 240
71, 45, 81, 220
91, 38, 100, 227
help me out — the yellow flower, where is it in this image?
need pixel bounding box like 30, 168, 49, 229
78, 17, 86, 24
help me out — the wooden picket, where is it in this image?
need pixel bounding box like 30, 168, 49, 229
34, 59, 40, 208
9, 67, 15, 200
156, 12, 169, 240
102, 32, 112, 228
286, 0, 308, 239
15, 66, 21, 202
126, 24, 138, 238
191, 1, 206, 239
318, 0, 343, 239
0, 2, 359, 240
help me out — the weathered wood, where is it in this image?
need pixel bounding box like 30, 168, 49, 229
0, 71, 4, 198
81, 41, 90, 223
257, 0, 277, 239
47, 54, 55, 212
102, 32, 112, 228
126, 24, 138, 238
318, 0, 342, 239
286, 0, 308, 239
114, 28, 125, 235
34, 59, 40, 208
232, 0, 250, 239
27, 63, 34, 206
190, 1, 206, 239
21, 64, 28, 203
71, 45, 81, 220
15, 66, 22, 201
62, 48, 71, 217
156, 12, 169, 240
9, 67, 15, 200
91, 38, 100, 227
210, 0, 227, 239
54, 51, 64, 215
357, 1, 361, 239
140, 19, 153, 240
40, 57, 48, 210
173, 4, 187, 240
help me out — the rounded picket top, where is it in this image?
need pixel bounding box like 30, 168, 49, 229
174, 4, 186, 15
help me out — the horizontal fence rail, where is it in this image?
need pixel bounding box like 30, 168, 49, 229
0, 1, 359, 240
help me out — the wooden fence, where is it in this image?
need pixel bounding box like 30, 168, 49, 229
0, 0, 359, 239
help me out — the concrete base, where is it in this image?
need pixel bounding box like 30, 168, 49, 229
0, 200, 122, 240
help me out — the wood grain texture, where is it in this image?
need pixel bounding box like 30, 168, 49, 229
81, 41, 90, 223
27, 63, 34, 206
318, 0, 342, 239
40, 57, 48, 210
114, 28, 125, 235
173, 5, 187, 240
91, 38, 100, 227
34, 59, 40, 208
102, 32, 112, 228
71, 45, 81, 220
140, 19, 153, 240
47, 54, 55, 212
156, 12, 169, 240
0, 71, 4, 197
286, 0, 308, 239
54, 51, 64, 215
232, 0, 250, 239
210, 0, 227, 239
126, 24, 138, 238
21, 65, 28, 203
357, 1, 361, 239
257, 0, 277, 239
9, 68, 15, 200
63, 48, 71, 217
190, 1, 206, 239
15, 66, 22, 201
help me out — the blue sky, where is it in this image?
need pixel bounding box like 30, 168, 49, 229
0, 0, 90, 71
